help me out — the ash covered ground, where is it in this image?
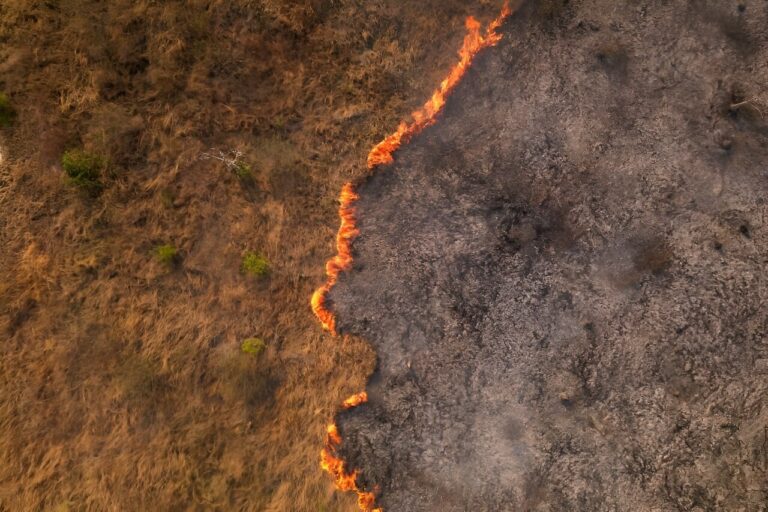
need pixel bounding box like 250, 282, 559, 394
328, 1, 768, 510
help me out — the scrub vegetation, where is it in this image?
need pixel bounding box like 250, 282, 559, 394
0, 92, 15, 127
242, 250, 270, 277
154, 243, 179, 266
241, 337, 266, 356
61, 149, 103, 191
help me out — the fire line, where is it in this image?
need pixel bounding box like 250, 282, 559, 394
313, 2, 514, 510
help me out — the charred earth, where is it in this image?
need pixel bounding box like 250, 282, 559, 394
329, 1, 768, 510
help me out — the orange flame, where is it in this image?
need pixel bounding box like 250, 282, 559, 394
327, 423, 343, 445
321, 393, 381, 511
311, 183, 359, 334
366, 2, 512, 169
312, 3, 512, 335
342, 391, 368, 409
314, 2, 514, 510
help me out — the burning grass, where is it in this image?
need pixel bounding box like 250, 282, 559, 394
320, 393, 381, 512
365, 3, 512, 169
312, 2, 515, 509
312, 2, 514, 333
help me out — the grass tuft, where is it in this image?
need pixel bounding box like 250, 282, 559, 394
242, 251, 269, 277
233, 161, 254, 181
61, 149, 103, 191
0, 93, 16, 127
241, 337, 266, 356
154, 244, 179, 266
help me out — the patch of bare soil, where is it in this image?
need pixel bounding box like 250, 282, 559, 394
0, 1, 504, 510
331, 1, 768, 510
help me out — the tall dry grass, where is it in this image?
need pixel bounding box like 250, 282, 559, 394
0, 0, 499, 510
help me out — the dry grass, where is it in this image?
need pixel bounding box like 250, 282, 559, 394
0, 0, 499, 510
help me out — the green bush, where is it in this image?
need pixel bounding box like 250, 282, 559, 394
0, 93, 15, 127
233, 161, 253, 181
241, 251, 269, 277
154, 244, 178, 266
61, 149, 103, 190
241, 337, 266, 356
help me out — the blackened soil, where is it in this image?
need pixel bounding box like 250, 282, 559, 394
330, 1, 768, 510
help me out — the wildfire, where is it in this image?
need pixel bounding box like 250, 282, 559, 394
311, 2, 512, 335
342, 391, 368, 409
311, 183, 359, 334
314, 2, 514, 510
366, 2, 512, 169
321, 393, 381, 512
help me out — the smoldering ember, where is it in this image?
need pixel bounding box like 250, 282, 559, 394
319, 1, 768, 511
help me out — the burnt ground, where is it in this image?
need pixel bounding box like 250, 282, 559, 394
330, 1, 768, 510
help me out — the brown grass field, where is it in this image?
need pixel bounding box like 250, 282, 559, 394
0, 0, 503, 510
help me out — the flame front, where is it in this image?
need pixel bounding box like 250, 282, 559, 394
314, 2, 514, 510
366, 2, 512, 169
321, 394, 382, 512
311, 183, 359, 334
342, 391, 368, 409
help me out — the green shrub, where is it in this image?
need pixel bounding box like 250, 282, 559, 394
241, 337, 266, 356
0, 93, 15, 127
154, 244, 178, 266
233, 161, 254, 181
241, 251, 269, 276
61, 149, 103, 190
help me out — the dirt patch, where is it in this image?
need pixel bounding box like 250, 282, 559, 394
330, 1, 768, 510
